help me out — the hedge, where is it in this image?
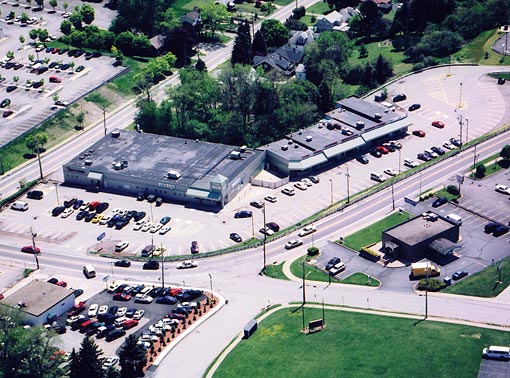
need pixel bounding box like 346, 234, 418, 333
359, 247, 380, 262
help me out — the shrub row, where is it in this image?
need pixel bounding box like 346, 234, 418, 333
359, 247, 380, 262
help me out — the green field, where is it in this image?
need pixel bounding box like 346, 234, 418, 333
306, 2, 331, 14
342, 211, 412, 251
264, 262, 290, 280
342, 272, 380, 287
213, 307, 508, 378
443, 257, 510, 297
290, 255, 338, 283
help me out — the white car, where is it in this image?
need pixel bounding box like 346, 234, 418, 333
79, 201, 89, 211
443, 141, 455, 150
135, 295, 153, 304
150, 223, 163, 233
61, 208, 74, 218
301, 178, 313, 187
294, 182, 308, 191
133, 309, 145, 320
383, 168, 397, 176
285, 239, 303, 250
264, 195, 277, 203
98, 305, 108, 315
107, 283, 119, 293
259, 227, 275, 236
495, 184, 510, 195
141, 222, 153, 232
298, 225, 317, 237
62, 12, 71, 18
88, 304, 98, 317
102, 357, 119, 370
159, 225, 171, 235
176, 260, 198, 269
115, 241, 129, 252
116, 307, 127, 317
133, 220, 146, 231
404, 159, 418, 168
281, 187, 295, 196
99, 215, 111, 225
27, 17, 38, 25
180, 301, 198, 309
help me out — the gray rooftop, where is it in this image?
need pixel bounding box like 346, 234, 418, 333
65, 130, 264, 190
2, 280, 73, 316
384, 215, 456, 246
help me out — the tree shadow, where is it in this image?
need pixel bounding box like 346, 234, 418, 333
498, 159, 510, 169
74, 125, 84, 131
23, 153, 36, 159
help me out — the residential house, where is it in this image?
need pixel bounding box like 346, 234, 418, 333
314, 7, 356, 33
181, 7, 202, 27
149, 34, 166, 54
362, 0, 393, 13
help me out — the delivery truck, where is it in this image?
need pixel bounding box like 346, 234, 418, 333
410, 262, 440, 279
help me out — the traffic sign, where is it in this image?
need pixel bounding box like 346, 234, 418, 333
97, 232, 106, 241
102, 275, 110, 282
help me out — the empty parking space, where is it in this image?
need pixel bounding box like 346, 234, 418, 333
479, 359, 510, 378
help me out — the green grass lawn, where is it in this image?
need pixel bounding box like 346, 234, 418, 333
106, 56, 147, 97
306, 2, 331, 14
443, 257, 510, 297
342, 272, 380, 287
290, 255, 339, 283
342, 211, 412, 251
455, 29, 509, 65
273, 0, 295, 5
84, 93, 112, 109
213, 307, 507, 378
264, 262, 290, 280
434, 188, 460, 202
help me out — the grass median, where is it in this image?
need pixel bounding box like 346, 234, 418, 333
213, 307, 503, 378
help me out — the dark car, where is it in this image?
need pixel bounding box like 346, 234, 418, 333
493, 225, 509, 237
32, 81, 43, 89
176, 289, 202, 302
160, 216, 171, 225
76, 65, 85, 72
484, 222, 501, 234
356, 155, 369, 164
229, 233, 242, 242
2, 110, 13, 118
408, 103, 421, 111
190, 241, 199, 254
417, 153, 432, 162
74, 50, 85, 57
266, 222, 280, 232
452, 271, 468, 281
72, 199, 84, 210
52, 206, 65, 216
105, 328, 125, 342
370, 149, 382, 158
0, 99, 11, 108
84, 52, 93, 60
73, 289, 84, 297
26, 190, 43, 200
115, 284, 128, 293
431, 146, 446, 156
382, 143, 396, 153
60, 63, 70, 70
108, 306, 119, 316
156, 296, 178, 305
58, 48, 68, 55
234, 210, 252, 218
84, 212, 95, 222
250, 201, 264, 209
114, 260, 131, 268
63, 198, 77, 208
95, 202, 109, 213
325, 257, 341, 271
143, 260, 160, 270
172, 307, 191, 315
6, 86, 17, 93
450, 137, 462, 147
21, 245, 40, 254
432, 197, 447, 208
47, 278, 58, 284
146, 194, 156, 203
392, 94, 407, 102
155, 197, 163, 206
133, 211, 146, 221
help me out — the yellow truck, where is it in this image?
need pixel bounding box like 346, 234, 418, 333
410, 262, 440, 278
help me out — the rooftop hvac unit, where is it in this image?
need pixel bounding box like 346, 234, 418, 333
167, 170, 181, 180
355, 121, 365, 129
229, 151, 241, 160
281, 145, 288, 151
305, 136, 312, 142
240, 145, 247, 152
374, 113, 382, 119
111, 130, 120, 138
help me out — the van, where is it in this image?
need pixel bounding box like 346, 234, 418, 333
483, 346, 510, 360
105, 328, 126, 342
445, 213, 462, 225
27, 190, 43, 200
370, 173, 386, 182
114, 317, 127, 328
83, 264, 96, 279
141, 245, 155, 257
11, 201, 29, 211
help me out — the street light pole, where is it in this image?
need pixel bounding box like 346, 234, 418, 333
391, 181, 395, 210
262, 203, 267, 272
465, 118, 469, 144
208, 273, 213, 302
458, 114, 463, 150
424, 260, 429, 320
329, 179, 333, 206
36, 143, 43, 180
161, 244, 165, 288
458, 82, 463, 109
302, 259, 306, 333
29, 227, 40, 270
398, 148, 401, 174
54, 182, 60, 206
101, 105, 107, 136
473, 144, 478, 170
419, 171, 422, 197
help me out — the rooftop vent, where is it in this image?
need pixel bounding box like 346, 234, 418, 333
288, 140, 293, 145
167, 170, 181, 180
298, 130, 303, 135
111, 130, 120, 138
17, 301, 26, 308
281, 145, 288, 151
355, 121, 365, 130
294, 144, 299, 148
374, 113, 382, 119
240, 145, 247, 152
305, 136, 312, 142
84, 160, 92, 166
229, 151, 241, 160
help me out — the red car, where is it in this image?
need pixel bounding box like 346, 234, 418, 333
169, 288, 182, 297
375, 146, 389, 154
113, 292, 131, 301
3, 110, 13, 118
21, 246, 40, 254
122, 319, 139, 330
67, 302, 86, 317
412, 130, 426, 137
88, 201, 101, 210
431, 121, 445, 128
57, 281, 67, 287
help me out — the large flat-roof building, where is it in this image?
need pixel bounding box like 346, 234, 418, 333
263, 96, 411, 177
63, 130, 265, 208
0, 280, 75, 326
382, 213, 460, 262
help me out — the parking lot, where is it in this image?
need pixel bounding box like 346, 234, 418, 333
0, 2, 123, 147
479, 358, 510, 378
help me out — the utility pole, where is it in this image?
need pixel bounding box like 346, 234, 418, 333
345, 166, 350, 204
424, 261, 429, 320
208, 273, 213, 302
458, 82, 463, 109
262, 203, 267, 272
302, 259, 306, 333
102, 105, 107, 136
54, 182, 60, 206
329, 179, 333, 206
161, 243, 165, 288
391, 181, 395, 210
29, 227, 40, 270
36, 142, 43, 180
458, 114, 463, 150
465, 118, 469, 144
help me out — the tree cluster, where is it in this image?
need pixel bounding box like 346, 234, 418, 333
135, 65, 322, 147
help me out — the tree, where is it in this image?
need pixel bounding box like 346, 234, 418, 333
29, 28, 39, 43
195, 57, 206, 71
49, 0, 57, 12
118, 335, 146, 378
474, 164, 486, 178
284, 18, 308, 31
348, 0, 385, 38
20, 12, 29, 23
60, 19, 72, 35
26, 132, 48, 153
374, 54, 393, 84
500, 145, 510, 161
19, 35, 26, 46
80, 4, 95, 25
202, 3, 229, 40
6, 51, 15, 60
69, 11, 82, 30
68, 336, 104, 378
76, 111, 85, 129
359, 43, 368, 58
326, 0, 359, 12
38, 28, 49, 43
231, 22, 252, 66
260, 19, 289, 48
417, 30, 462, 57
317, 80, 333, 113
390, 0, 411, 36
277, 79, 319, 132
252, 30, 267, 56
